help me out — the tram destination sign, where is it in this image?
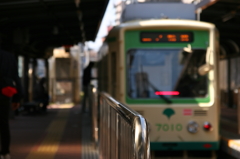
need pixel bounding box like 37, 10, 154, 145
140, 32, 193, 43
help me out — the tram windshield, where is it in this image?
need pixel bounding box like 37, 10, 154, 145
127, 48, 208, 99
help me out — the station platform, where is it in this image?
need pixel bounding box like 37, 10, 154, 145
8, 103, 240, 159
9, 104, 98, 159
220, 106, 240, 159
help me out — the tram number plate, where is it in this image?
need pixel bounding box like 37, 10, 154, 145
155, 124, 183, 132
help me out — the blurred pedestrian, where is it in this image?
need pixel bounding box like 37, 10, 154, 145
33, 77, 49, 112
81, 62, 94, 113
0, 48, 23, 159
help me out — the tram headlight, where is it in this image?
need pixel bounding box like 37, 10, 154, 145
203, 122, 213, 131
187, 121, 199, 133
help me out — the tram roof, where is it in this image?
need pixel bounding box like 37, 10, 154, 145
201, 0, 240, 55
0, 0, 109, 58
118, 19, 215, 28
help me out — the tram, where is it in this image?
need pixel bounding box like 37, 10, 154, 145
97, 19, 220, 158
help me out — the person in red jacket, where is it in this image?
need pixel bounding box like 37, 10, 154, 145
0, 49, 23, 159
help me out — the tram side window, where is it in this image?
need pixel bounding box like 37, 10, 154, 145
99, 55, 109, 92
104, 55, 109, 92
111, 52, 117, 97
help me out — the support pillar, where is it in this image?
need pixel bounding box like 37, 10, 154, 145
23, 56, 29, 102
227, 57, 232, 108
45, 58, 49, 93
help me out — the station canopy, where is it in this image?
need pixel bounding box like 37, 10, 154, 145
0, 0, 109, 58
200, 0, 240, 56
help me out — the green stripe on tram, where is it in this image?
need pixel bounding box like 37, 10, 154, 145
150, 141, 219, 150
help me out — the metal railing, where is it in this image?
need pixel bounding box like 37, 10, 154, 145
93, 92, 150, 159
89, 85, 99, 148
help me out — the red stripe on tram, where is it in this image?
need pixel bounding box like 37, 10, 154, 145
155, 91, 180, 95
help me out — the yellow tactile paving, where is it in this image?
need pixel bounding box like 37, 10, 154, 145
25, 109, 70, 159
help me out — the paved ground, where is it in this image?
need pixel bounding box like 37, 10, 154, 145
8, 104, 97, 159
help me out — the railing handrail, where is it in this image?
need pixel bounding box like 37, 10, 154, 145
102, 92, 141, 122
98, 92, 150, 159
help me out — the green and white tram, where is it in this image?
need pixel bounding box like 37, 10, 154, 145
98, 19, 219, 158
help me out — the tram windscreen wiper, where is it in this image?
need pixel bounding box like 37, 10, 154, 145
146, 80, 172, 104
